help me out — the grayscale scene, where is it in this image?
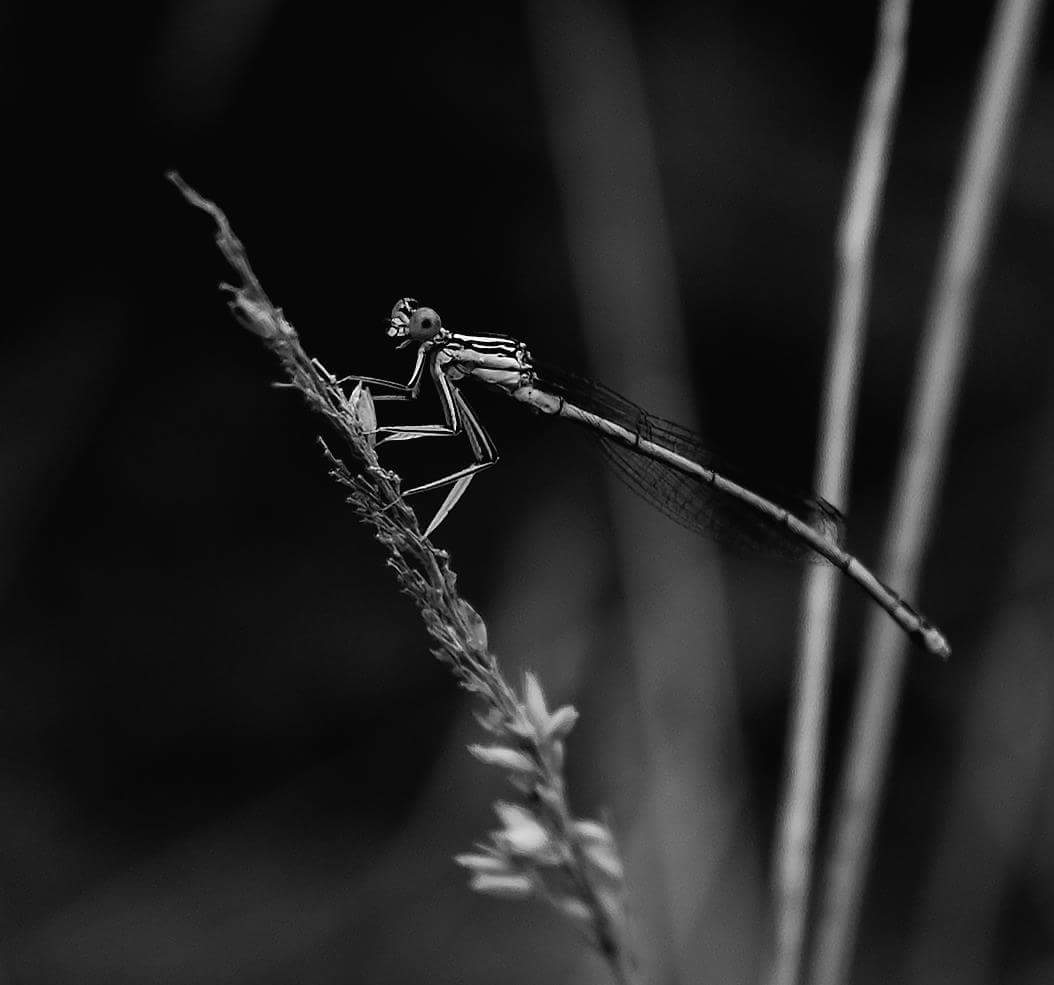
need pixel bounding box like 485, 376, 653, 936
4, 2, 1053, 983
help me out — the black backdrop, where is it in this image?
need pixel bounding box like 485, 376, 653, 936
3, 2, 1054, 983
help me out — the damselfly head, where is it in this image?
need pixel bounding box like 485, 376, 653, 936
387, 297, 443, 348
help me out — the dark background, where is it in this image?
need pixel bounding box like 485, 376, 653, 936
3, 2, 1054, 983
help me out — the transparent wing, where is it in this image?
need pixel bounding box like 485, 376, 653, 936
536, 363, 846, 560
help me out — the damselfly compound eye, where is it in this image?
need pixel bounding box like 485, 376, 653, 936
409, 306, 443, 340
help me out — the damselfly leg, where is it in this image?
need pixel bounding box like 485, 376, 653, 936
273, 357, 344, 389
358, 365, 499, 536
335, 374, 420, 400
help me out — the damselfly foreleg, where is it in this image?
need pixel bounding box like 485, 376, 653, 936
335, 345, 432, 400
272, 357, 345, 389
335, 375, 419, 401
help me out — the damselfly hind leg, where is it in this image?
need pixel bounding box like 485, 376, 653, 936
414, 463, 495, 537
366, 382, 499, 536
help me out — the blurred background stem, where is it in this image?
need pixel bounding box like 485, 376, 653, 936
529, 2, 761, 981
769, 3, 912, 985
811, 2, 1047, 983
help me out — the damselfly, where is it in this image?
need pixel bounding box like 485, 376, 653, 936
341, 298, 950, 659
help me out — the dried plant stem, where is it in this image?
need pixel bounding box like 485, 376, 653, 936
168, 173, 640, 985
769, 4, 911, 985
810, 2, 1046, 983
